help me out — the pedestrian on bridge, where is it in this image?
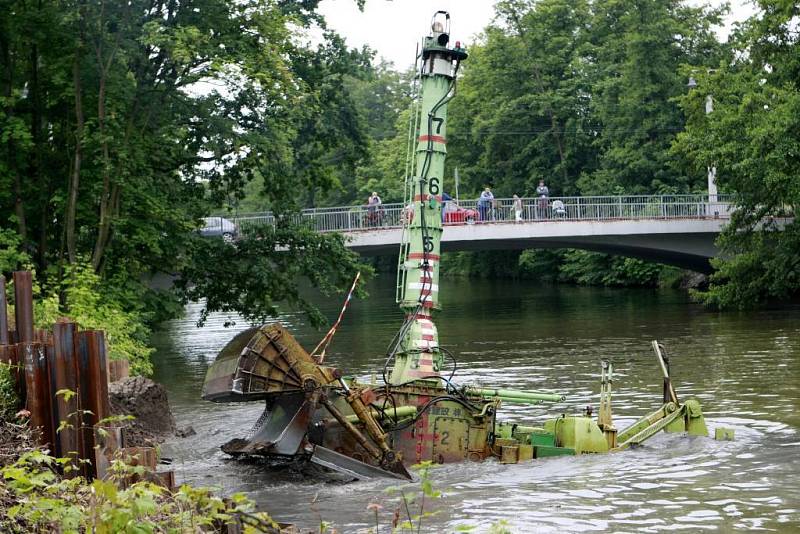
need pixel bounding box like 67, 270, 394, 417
478, 187, 494, 222
367, 192, 383, 226
536, 180, 550, 219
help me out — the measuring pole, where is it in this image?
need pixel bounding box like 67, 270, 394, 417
391, 12, 467, 383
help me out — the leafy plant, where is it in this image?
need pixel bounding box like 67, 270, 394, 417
0, 448, 280, 533
385, 461, 442, 533
0, 363, 20, 421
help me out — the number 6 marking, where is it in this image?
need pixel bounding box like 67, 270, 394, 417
429, 177, 440, 195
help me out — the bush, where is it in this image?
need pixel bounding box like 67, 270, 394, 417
0, 363, 20, 422
3, 264, 154, 377
54, 263, 154, 376
0, 449, 279, 533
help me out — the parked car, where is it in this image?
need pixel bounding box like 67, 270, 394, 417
444, 204, 478, 224
200, 216, 238, 242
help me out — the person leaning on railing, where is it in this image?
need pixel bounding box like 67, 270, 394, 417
478, 187, 494, 222
535, 180, 550, 219
366, 192, 383, 226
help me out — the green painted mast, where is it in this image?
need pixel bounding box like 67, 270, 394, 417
390, 12, 467, 383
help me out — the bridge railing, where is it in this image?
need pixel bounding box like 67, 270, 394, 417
225, 194, 733, 236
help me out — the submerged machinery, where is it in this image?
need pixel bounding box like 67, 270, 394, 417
201, 12, 717, 480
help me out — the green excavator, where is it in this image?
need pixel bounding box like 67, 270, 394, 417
201, 12, 721, 481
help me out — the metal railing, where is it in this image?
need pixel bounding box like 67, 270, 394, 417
215, 194, 733, 236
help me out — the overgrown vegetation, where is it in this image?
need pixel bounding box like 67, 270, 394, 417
0, 363, 18, 421
2, 241, 153, 376
674, 1, 800, 308
0, 447, 280, 533
440, 249, 681, 288
0, 0, 370, 339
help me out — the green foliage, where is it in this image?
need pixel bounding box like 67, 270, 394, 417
57, 263, 154, 375
518, 250, 563, 282
354, 107, 416, 203
557, 250, 665, 287
1, 0, 378, 335
694, 225, 800, 309
447, 0, 726, 199
0, 363, 20, 421
441, 248, 678, 288
674, 1, 800, 308
385, 461, 442, 533
440, 251, 525, 279
176, 224, 371, 328
0, 450, 279, 533
0, 228, 30, 274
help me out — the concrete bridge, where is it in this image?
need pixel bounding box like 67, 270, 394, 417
229, 195, 735, 273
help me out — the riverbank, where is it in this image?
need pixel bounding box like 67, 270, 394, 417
0, 373, 294, 533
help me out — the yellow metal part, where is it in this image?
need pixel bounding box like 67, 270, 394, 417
613, 402, 687, 450
345, 390, 394, 457
597, 359, 618, 449
500, 445, 519, 464
715, 427, 735, 441
544, 416, 609, 454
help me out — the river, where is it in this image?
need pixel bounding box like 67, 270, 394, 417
152, 278, 800, 533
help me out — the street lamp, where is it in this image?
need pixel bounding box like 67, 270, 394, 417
705, 94, 717, 203
687, 75, 718, 205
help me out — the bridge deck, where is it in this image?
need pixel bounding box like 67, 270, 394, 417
214, 195, 735, 272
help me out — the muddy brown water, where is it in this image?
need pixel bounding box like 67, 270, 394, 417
152, 279, 800, 532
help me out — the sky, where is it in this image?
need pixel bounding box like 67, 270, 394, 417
318, 0, 758, 70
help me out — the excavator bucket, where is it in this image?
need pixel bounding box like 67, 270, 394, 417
203, 323, 412, 480
221, 392, 313, 457
202, 323, 324, 402
310, 445, 410, 480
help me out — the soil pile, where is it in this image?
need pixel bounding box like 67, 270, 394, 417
109, 376, 176, 447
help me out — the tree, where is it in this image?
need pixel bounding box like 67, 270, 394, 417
0, 0, 372, 331
674, 1, 800, 308
448, 0, 595, 198
578, 0, 726, 195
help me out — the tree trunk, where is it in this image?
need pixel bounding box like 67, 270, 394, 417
31, 33, 47, 266
91, 68, 110, 271
91, 0, 129, 272
1, 35, 28, 240
66, 51, 84, 264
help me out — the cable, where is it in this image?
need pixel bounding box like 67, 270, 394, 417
382, 394, 480, 432
439, 346, 458, 383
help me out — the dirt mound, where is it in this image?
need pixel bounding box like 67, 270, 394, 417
109, 377, 176, 447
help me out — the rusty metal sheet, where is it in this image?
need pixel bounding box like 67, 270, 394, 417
432, 417, 471, 463
52, 320, 81, 475
310, 445, 408, 480
222, 392, 311, 456
203, 324, 322, 403
22, 342, 54, 448
12, 271, 33, 343
77, 330, 111, 479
